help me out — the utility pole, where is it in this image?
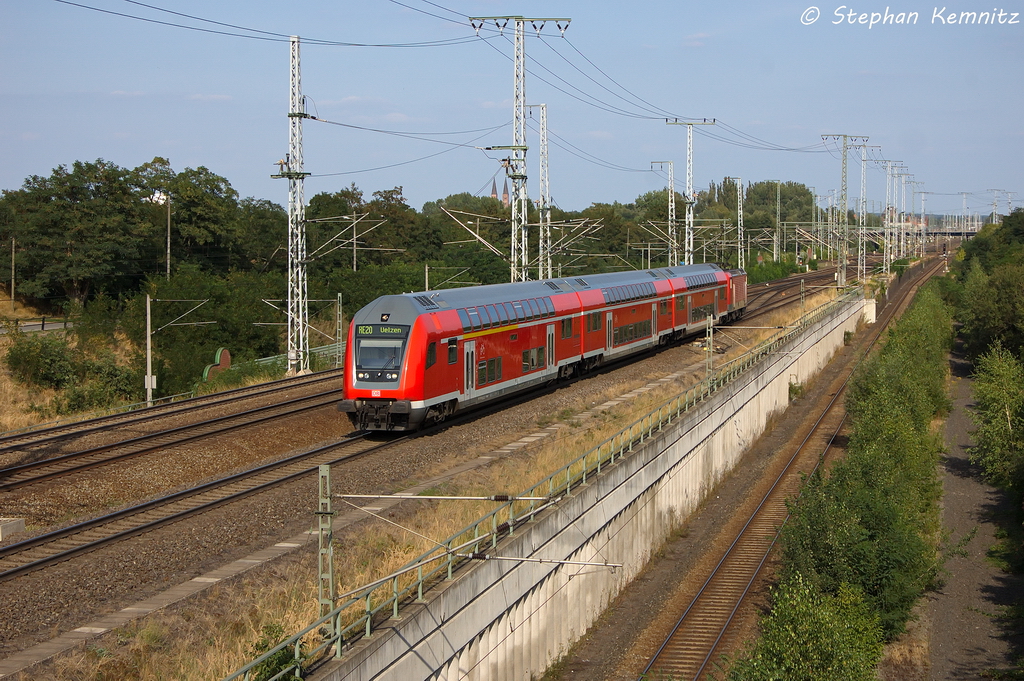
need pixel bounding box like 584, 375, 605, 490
9, 237, 13, 313
810, 188, 817, 262
822, 134, 868, 287
165, 193, 171, 281
776, 180, 782, 260
471, 17, 570, 282
727, 177, 744, 269
272, 36, 311, 375
652, 161, 677, 266
666, 119, 715, 265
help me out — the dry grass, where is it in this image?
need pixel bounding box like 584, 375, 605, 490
0, 334, 57, 433
877, 604, 930, 680
0, 285, 46, 320
30, 296, 841, 680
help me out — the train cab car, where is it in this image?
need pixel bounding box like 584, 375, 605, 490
339, 263, 745, 432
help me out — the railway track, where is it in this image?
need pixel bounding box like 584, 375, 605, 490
0, 389, 345, 492
639, 257, 944, 680
0, 368, 344, 456
0, 433, 400, 583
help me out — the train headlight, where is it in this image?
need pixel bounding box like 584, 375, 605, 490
357, 372, 367, 380
386, 373, 398, 380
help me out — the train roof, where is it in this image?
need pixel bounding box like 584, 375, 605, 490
352, 264, 735, 325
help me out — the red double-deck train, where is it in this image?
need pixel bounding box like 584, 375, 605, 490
338, 263, 747, 431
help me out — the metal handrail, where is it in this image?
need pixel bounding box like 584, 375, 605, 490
223, 288, 864, 681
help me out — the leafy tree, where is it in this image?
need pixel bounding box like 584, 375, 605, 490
121, 266, 283, 396
970, 343, 1024, 492
166, 165, 239, 269
1, 159, 153, 304
233, 197, 287, 273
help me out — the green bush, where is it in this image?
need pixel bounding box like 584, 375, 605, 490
726, 575, 883, 681
4, 331, 78, 389
732, 280, 950, 674
246, 623, 305, 681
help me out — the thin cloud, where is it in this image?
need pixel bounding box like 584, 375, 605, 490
188, 94, 232, 102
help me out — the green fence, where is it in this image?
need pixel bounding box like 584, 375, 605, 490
224, 289, 864, 681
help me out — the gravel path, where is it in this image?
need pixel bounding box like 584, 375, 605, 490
927, 349, 1024, 679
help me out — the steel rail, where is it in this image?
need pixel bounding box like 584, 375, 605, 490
640, 257, 944, 680
0, 433, 407, 582
0, 368, 344, 452
0, 389, 345, 491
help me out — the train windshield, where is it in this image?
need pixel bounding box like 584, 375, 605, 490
355, 339, 406, 369
353, 324, 410, 370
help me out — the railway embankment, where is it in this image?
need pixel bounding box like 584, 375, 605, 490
300, 291, 873, 681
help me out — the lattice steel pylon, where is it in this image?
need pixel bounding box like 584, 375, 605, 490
666, 119, 715, 265
272, 36, 312, 375
528, 103, 551, 279
652, 161, 677, 266
471, 16, 569, 282
728, 177, 744, 270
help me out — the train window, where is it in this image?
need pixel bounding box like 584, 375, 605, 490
510, 334, 518, 341
609, 287, 619, 303
487, 357, 502, 383
602, 289, 611, 304
457, 308, 472, 332
543, 297, 555, 316
495, 304, 509, 325
485, 305, 500, 326
448, 339, 458, 364
660, 300, 669, 315
561, 317, 572, 339
477, 361, 487, 386
477, 306, 491, 328
512, 301, 526, 321
467, 307, 482, 331
677, 295, 685, 310
426, 342, 436, 369
523, 349, 543, 372
503, 302, 516, 322
527, 299, 541, 318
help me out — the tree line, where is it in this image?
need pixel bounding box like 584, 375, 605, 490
0, 157, 817, 404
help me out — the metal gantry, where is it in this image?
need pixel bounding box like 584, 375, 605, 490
822, 134, 868, 287
272, 35, 311, 375
666, 119, 716, 265
471, 16, 570, 282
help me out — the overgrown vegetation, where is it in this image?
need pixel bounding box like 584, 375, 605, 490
938, 212, 1024, 679
726, 283, 951, 679
0, 158, 827, 415
2, 324, 138, 416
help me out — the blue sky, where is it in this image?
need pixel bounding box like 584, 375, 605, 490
2, 1, 1021, 217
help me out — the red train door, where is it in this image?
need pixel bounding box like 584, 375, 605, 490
605, 311, 613, 349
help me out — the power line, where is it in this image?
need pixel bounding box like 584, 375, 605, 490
309, 117, 510, 147
55, 0, 482, 47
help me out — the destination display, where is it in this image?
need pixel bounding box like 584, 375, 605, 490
356, 324, 410, 337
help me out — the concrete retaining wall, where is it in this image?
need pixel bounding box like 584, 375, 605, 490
315, 296, 875, 681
